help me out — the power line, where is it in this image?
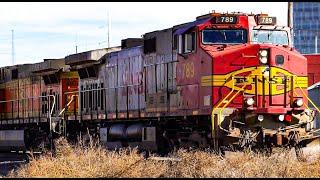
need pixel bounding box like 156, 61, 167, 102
0, 33, 78, 41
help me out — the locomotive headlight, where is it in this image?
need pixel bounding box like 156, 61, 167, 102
260, 56, 268, 64
246, 97, 255, 106
263, 69, 269, 77
295, 99, 304, 107
278, 115, 285, 122
260, 50, 268, 57
258, 115, 264, 122
259, 49, 268, 64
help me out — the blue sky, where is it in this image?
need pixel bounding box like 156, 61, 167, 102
0, 2, 288, 67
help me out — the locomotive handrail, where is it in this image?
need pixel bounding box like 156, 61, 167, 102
296, 83, 320, 113
211, 75, 252, 136
211, 76, 235, 135
0, 95, 53, 103
63, 83, 142, 95
292, 75, 320, 124
293, 91, 311, 112
48, 95, 56, 134
47, 94, 78, 135
0, 95, 56, 133
143, 60, 178, 68
58, 95, 78, 116
218, 82, 250, 126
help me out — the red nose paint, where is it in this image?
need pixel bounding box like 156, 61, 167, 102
285, 114, 292, 122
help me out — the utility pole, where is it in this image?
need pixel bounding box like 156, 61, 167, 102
11, 29, 14, 65
98, 10, 111, 48
107, 10, 110, 48
76, 33, 78, 53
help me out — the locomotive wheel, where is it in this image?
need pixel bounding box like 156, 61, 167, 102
38, 135, 51, 152
261, 135, 273, 156
48, 132, 56, 153
217, 139, 226, 156
289, 132, 305, 161
239, 130, 255, 152
255, 128, 273, 155
208, 137, 225, 156
159, 130, 176, 155
295, 143, 304, 161
238, 128, 270, 154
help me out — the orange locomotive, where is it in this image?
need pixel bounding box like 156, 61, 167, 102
0, 12, 318, 154
0, 59, 79, 151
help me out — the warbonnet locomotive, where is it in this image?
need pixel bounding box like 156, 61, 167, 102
0, 12, 319, 155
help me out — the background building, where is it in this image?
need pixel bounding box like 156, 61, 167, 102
293, 2, 320, 54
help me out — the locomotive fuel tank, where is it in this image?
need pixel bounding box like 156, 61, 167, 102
126, 124, 143, 141
0, 130, 25, 152
108, 124, 127, 140
106, 124, 144, 141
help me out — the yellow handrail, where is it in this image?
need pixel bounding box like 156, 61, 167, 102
213, 77, 236, 110
293, 91, 311, 111
293, 76, 320, 122
211, 76, 251, 136
211, 77, 235, 136
218, 83, 249, 126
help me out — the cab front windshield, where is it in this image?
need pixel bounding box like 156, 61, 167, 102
251, 30, 289, 45
202, 29, 247, 44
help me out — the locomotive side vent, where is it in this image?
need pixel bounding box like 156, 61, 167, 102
87, 66, 97, 77
78, 68, 87, 79
78, 66, 98, 79
11, 69, 18, 80
42, 74, 59, 85
144, 38, 156, 54
121, 38, 143, 49
149, 96, 154, 105
49, 74, 58, 84
159, 95, 165, 104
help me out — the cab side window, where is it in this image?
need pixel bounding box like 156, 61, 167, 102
178, 31, 196, 54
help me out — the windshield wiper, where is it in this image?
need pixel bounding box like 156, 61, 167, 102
267, 31, 274, 40
223, 32, 227, 41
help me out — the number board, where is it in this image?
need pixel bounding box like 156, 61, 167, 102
258, 16, 277, 25
215, 16, 237, 24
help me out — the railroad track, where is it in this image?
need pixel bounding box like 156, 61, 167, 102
0, 151, 42, 176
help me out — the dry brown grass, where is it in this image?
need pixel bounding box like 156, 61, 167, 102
7, 138, 320, 178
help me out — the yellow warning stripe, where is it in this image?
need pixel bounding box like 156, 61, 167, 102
201, 66, 308, 96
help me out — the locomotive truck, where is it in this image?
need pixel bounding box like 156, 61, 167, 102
0, 11, 319, 155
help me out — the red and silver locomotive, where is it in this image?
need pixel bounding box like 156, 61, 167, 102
0, 11, 318, 154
